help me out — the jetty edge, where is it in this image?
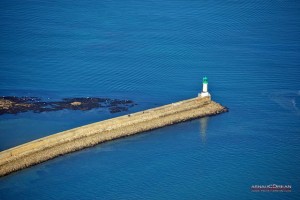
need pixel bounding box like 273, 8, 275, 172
0, 96, 227, 177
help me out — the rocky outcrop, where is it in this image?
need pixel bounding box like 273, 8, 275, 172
0, 96, 136, 115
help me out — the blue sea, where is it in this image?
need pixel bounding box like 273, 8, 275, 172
0, 1, 300, 199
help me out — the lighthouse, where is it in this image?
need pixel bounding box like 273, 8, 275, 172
199, 76, 211, 98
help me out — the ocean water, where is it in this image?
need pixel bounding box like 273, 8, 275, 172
0, 1, 300, 199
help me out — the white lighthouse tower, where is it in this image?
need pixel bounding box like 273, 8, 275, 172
199, 76, 211, 98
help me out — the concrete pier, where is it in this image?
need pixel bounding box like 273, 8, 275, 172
0, 96, 227, 177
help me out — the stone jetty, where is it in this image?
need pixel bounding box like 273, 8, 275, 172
0, 96, 227, 177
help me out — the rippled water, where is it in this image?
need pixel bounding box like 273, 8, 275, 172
0, 1, 300, 199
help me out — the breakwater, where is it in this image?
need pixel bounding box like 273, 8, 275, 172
0, 97, 227, 177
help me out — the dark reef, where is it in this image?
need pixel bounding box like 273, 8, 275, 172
0, 96, 136, 115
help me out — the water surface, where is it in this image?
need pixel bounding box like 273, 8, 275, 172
0, 1, 300, 199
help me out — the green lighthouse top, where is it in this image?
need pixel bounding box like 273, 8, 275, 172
203, 77, 208, 84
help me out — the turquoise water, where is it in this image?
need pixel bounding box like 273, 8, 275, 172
0, 1, 300, 199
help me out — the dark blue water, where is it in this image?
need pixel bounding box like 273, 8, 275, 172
1, 1, 300, 199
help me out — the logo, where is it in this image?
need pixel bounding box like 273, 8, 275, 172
251, 184, 292, 192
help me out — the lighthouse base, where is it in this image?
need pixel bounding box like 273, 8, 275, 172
198, 92, 211, 98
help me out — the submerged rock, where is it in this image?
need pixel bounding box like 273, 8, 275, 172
0, 96, 136, 115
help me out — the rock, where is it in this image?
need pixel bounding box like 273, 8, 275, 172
0, 99, 14, 110
70, 102, 82, 106
0, 96, 136, 115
